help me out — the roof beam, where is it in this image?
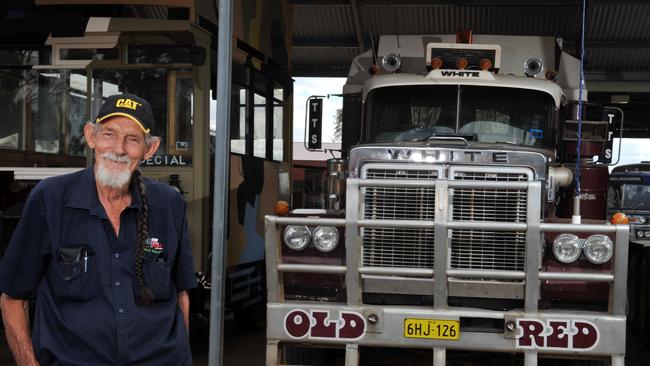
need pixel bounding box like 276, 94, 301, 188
564, 40, 650, 49
293, 38, 358, 48
291, 65, 349, 77
292, 38, 650, 50
290, 0, 580, 7
349, 0, 365, 52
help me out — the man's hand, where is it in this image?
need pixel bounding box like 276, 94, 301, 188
0, 294, 39, 366
178, 291, 190, 334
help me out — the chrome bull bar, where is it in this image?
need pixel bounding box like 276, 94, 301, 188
264, 177, 629, 366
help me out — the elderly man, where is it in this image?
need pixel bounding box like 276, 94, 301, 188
0, 94, 196, 365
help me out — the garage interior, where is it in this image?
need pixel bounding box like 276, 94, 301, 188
2, 1, 650, 365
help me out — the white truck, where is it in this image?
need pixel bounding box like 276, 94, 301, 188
264, 34, 628, 365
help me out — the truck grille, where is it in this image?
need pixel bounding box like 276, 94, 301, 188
362, 227, 435, 269
450, 230, 526, 271
450, 170, 529, 271
359, 166, 531, 274
363, 168, 437, 221
362, 168, 438, 270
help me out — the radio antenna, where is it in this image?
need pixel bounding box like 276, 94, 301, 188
393, 6, 400, 50
369, 22, 378, 65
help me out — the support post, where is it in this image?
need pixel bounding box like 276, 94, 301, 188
208, 0, 233, 365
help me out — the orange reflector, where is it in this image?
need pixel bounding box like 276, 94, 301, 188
479, 58, 492, 70
368, 64, 380, 75
455, 57, 468, 70
430, 57, 443, 69
274, 200, 290, 216
610, 212, 629, 225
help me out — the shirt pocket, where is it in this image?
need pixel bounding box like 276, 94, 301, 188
140, 251, 172, 301
50, 245, 99, 301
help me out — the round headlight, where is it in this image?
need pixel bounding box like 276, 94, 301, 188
645, 231, 650, 238
583, 234, 613, 264
553, 234, 581, 264
282, 225, 311, 251
312, 226, 339, 253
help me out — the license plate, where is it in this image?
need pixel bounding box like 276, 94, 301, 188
403, 318, 460, 340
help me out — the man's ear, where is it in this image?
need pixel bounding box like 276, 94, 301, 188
143, 137, 161, 160
83, 123, 97, 149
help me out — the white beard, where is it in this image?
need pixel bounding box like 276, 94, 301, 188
95, 152, 133, 189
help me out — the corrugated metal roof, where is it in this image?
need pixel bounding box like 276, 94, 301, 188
291, 1, 650, 77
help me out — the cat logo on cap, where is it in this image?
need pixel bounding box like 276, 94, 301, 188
115, 98, 142, 111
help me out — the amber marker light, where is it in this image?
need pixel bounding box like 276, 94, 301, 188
368, 64, 380, 76
455, 57, 468, 70
274, 200, 290, 216
479, 58, 492, 70
430, 57, 443, 69
610, 212, 629, 225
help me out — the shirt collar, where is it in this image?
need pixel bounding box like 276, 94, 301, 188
67, 167, 142, 215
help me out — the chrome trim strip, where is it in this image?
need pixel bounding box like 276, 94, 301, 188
525, 182, 542, 312
277, 264, 347, 274
274, 217, 346, 226
612, 224, 630, 316
359, 267, 434, 277
357, 219, 435, 229
447, 269, 525, 280
539, 272, 614, 282
447, 221, 527, 231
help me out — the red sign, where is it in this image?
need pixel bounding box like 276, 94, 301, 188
284, 309, 366, 340
516, 319, 599, 351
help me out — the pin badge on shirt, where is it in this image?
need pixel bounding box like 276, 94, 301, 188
144, 237, 164, 254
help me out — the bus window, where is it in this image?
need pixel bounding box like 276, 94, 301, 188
253, 93, 266, 158
0, 69, 25, 150
272, 83, 284, 161
168, 72, 193, 156
231, 84, 247, 155
0, 67, 87, 157
228, 61, 290, 162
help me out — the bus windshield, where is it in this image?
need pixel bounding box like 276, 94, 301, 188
365, 85, 556, 148
608, 181, 650, 211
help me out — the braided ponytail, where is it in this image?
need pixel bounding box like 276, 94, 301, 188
134, 169, 154, 306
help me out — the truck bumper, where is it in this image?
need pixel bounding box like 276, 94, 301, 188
266, 301, 626, 365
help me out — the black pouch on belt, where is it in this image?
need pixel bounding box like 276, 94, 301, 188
60, 247, 83, 281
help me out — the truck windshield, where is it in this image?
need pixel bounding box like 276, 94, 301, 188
365, 85, 556, 148
608, 181, 650, 211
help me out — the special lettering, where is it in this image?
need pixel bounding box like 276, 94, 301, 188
141, 155, 188, 166
515, 318, 600, 351
284, 309, 366, 341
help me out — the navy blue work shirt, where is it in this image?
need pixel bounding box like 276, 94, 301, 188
0, 167, 197, 366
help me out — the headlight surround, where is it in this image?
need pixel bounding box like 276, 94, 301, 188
312, 226, 339, 253
282, 225, 311, 251
628, 215, 647, 225
552, 233, 581, 264
636, 229, 646, 238
583, 234, 614, 264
